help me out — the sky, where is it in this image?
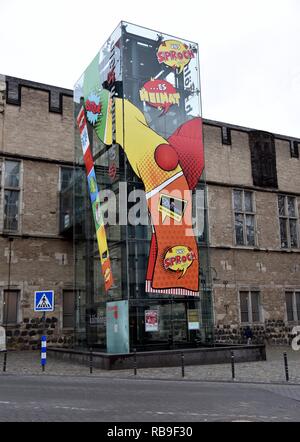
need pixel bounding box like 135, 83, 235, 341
0, 0, 299, 138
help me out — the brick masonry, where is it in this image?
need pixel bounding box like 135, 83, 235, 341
205, 121, 300, 344
0, 77, 74, 349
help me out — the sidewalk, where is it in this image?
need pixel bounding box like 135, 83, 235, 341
1, 345, 299, 384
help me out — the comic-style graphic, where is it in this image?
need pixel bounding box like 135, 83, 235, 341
139, 79, 180, 115
157, 40, 195, 73
92, 92, 204, 295
76, 107, 113, 292
76, 31, 203, 297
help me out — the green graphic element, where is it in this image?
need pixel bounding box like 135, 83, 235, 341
92, 196, 104, 231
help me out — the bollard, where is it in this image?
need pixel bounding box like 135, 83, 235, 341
181, 352, 185, 378
133, 348, 137, 376
41, 336, 46, 372
89, 348, 93, 374
283, 352, 289, 382
3, 351, 7, 372
231, 350, 235, 380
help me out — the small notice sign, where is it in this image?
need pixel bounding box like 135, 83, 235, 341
145, 310, 159, 332
188, 309, 200, 330
0, 326, 6, 351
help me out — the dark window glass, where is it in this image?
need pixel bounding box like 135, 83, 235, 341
249, 131, 278, 188
63, 290, 75, 328
251, 292, 260, 322
289, 220, 298, 248
234, 190, 243, 211
235, 213, 244, 245
4, 161, 20, 188
291, 141, 299, 159
278, 195, 299, 249
3, 290, 19, 324
240, 292, 249, 323
4, 190, 19, 231
280, 218, 288, 248
244, 192, 253, 212
286, 292, 295, 322
246, 215, 255, 246
278, 195, 285, 216
61, 168, 74, 192
288, 197, 296, 217
296, 292, 300, 322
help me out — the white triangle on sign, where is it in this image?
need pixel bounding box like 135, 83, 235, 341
37, 294, 52, 309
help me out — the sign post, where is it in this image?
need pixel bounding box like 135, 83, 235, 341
34, 291, 54, 371
0, 326, 6, 372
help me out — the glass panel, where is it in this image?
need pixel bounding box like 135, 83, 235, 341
5, 161, 20, 188
285, 292, 294, 322
287, 196, 296, 217
240, 292, 249, 323
235, 213, 244, 245
296, 293, 300, 322
280, 218, 288, 248
4, 190, 19, 231
244, 192, 253, 212
246, 215, 255, 246
278, 195, 285, 216
289, 219, 298, 248
234, 190, 243, 211
63, 290, 75, 328
251, 292, 260, 322
3, 290, 18, 324
61, 167, 74, 192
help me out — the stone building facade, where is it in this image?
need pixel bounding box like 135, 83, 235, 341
205, 121, 300, 345
0, 75, 74, 349
0, 74, 299, 349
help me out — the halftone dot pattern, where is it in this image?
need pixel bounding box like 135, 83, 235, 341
168, 117, 204, 190
138, 149, 181, 193
146, 174, 199, 292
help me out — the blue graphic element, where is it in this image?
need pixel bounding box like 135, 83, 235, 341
34, 291, 54, 312
87, 168, 99, 204
86, 93, 101, 125
81, 130, 88, 147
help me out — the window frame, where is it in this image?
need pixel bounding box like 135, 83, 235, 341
233, 189, 257, 247
285, 291, 300, 323
1, 289, 21, 325
278, 194, 299, 249
239, 290, 262, 324
1, 159, 22, 233
62, 289, 75, 329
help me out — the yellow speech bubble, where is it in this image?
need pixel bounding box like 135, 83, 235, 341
157, 40, 195, 74
163, 245, 196, 278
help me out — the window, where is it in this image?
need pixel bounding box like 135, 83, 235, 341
60, 167, 74, 192
239, 291, 261, 323
2, 160, 21, 232
285, 291, 300, 322
249, 131, 278, 188
290, 141, 299, 159
2, 290, 19, 324
278, 195, 299, 248
233, 190, 256, 246
63, 290, 75, 328
221, 126, 231, 145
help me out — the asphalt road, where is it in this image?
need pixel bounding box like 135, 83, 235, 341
0, 375, 300, 422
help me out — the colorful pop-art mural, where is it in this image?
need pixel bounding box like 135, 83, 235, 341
76, 108, 113, 292
75, 23, 204, 297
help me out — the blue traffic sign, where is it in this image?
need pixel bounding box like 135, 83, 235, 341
34, 291, 54, 312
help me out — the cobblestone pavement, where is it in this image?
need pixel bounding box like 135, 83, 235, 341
0, 345, 299, 384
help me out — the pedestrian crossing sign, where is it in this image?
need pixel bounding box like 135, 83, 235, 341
34, 291, 54, 312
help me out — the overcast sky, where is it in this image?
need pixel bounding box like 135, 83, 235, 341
1, 0, 299, 138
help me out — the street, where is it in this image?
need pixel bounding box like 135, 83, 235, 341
0, 374, 300, 422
